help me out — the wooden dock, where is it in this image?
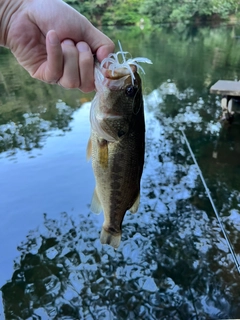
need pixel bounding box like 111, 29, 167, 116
210, 80, 240, 120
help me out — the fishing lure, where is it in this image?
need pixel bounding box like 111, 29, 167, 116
100, 40, 152, 85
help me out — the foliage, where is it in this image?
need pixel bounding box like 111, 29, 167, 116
101, 0, 141, 26
65, 0, 142, 25
139, 0, 240, 24
65, 0, 240, 25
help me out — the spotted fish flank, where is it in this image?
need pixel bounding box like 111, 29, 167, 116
87, 43, 152, 248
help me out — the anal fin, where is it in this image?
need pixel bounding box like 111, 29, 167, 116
90, 188, 102, 215
129, 192, 140, 214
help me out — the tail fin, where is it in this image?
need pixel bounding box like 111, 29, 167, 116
100, 228, 121, 249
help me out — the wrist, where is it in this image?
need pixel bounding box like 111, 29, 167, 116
0, 0, 24, 46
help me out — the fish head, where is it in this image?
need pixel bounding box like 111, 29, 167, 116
91, 64, 143, 142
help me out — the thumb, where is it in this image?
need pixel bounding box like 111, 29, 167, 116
79, 21, 115, 62
95, 41, 115, 63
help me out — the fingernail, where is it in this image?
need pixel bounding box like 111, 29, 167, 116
48, 31, 59, 45
77, 42, 90, 52
62, 39, 74, 46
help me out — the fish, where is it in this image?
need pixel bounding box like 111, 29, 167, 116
87, 42, 152, 249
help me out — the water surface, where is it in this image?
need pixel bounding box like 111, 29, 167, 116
1, 24, 240, 319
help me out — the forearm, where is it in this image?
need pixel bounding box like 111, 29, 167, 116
0, 0, 24, 46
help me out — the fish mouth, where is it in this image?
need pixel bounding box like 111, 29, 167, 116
94, 63, 136, 91
103, 65, 137, 80
102, 65, 137, 90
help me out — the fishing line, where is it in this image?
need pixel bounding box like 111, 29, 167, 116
181, 129, 240, 274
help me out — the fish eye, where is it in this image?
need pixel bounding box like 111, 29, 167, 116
118, 129, 125, 138
125, 85, 137, 98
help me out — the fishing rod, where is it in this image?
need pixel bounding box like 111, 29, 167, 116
181, 129, 240, 274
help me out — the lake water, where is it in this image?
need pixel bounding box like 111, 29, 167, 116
1, 24, 240, 319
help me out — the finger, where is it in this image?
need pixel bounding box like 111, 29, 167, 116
42, 30, 63, 83
95, 42, 115, 63
76, 42, 94, 93
76, 17, 115, 62
59, 39, 80, 89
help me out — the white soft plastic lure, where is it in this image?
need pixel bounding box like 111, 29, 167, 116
100, 40, 152, 85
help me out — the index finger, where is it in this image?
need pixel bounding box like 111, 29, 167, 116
32, 30, 63, 83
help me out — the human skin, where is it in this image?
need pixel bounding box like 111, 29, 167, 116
0, 0, 115, 92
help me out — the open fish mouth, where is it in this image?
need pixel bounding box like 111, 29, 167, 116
102, 66, 137, 80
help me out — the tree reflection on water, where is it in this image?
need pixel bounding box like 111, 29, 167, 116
0, 100, 75, 156
1, 206, 240, 319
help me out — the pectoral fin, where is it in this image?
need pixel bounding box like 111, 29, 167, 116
86, 137, 92, 160
90, 188, 102, 215
98, 139, 108, 168
129, 192, 140, 214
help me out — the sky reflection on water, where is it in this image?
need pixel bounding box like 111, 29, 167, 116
0, 103, 94, 285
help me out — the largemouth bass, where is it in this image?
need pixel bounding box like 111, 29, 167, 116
87, 44, 152, 248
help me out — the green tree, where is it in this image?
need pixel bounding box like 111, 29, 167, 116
140, 0, 240, 24
139, 0, 174, 24
101, 0, 141, 25
65, 0, 141, 25
65, 0, 240, 25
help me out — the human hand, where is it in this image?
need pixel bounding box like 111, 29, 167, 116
0, 0, 114, 92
